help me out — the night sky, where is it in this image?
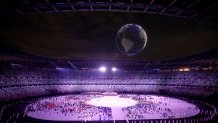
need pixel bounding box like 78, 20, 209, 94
0, 12, 217, 61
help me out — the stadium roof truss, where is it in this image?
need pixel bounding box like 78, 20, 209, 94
0, 0, 217, 21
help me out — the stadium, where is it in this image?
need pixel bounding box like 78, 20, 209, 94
0, 0, 218, 123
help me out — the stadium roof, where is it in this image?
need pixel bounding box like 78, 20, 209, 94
0, 0, 218, 61
0, 0, 218, 20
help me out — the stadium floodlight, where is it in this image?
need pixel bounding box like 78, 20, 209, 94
112, 67, 117, 72
184, 68, 190, 71
99, 66, 107, 72
56, 67, 63, 70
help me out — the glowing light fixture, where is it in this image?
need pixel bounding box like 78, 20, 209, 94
99, 66, 107, 72
112, 67, 117, 72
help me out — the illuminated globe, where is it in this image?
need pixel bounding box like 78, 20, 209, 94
115, 24, 147, 56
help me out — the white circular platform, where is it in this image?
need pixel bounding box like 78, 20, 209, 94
86, 96, 138, 107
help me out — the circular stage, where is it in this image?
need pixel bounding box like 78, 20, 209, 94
25, 94, 200, 121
